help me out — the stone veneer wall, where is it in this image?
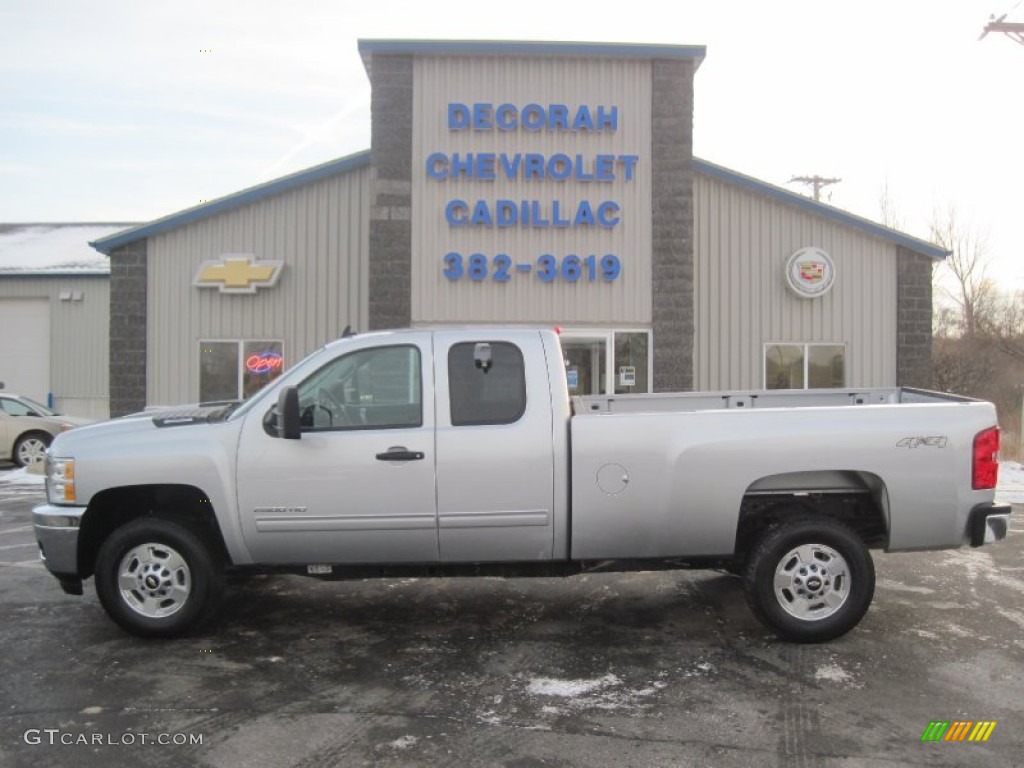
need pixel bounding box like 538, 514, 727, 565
651, 59, 696, 392
367, 54, 413, 330
896, 246, 935, 388
109, 240, 147, 416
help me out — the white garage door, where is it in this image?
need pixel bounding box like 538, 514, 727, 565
0, 298, 50, 404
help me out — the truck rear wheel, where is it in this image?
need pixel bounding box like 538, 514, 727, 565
94, 518, 224, 638
743, 518, 874, 642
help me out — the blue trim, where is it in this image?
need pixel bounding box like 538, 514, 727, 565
693, 158, 949, 260
359, 39, 706, 67
90, 150, 372, 255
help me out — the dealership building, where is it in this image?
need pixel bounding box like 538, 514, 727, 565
85, 40, 945, 417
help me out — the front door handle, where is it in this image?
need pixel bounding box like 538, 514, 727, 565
375, 447, 425, 461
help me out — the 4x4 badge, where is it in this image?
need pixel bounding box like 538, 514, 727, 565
896, 436, 948, 449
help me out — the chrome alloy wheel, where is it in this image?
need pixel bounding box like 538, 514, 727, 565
773, 543, 850, 621
117, 543, 192, 618
16, 436, 49, 466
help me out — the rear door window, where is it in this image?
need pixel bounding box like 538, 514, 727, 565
448, 342, 526, 426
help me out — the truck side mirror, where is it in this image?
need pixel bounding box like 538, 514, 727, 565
278, 386, 301, 440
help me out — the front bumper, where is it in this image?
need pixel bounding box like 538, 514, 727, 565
33, 503, 87, 593
968, 502, 1012, 547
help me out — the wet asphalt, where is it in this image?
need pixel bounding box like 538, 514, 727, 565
0, 470, 1021, 767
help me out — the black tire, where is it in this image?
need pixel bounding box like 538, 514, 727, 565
720, 558, 746, 577
743, 518, 874, 643
94, 518, 224, 638
13, 432, 51, 467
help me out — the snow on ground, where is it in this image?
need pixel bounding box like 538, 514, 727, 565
814, 663, 855, 685
997, 461, 1024, 505
0, 467, 45, 485
527, 674, 621, 698
520, 672, 673, 716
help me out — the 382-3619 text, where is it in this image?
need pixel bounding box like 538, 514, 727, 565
442, 253, 622, 283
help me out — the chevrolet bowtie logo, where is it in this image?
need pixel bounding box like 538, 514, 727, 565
193, 255, 284, 294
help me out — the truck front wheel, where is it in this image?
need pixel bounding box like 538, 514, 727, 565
94, 518, 224, 638
743, 518, 874, 642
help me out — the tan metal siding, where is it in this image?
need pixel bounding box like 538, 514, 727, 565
694, 172, 897, 390
147, 167, 370, 405
0, 276, 110, 418
411, 56, 652, 326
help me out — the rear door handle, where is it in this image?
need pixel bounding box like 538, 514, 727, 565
375, 447, 425, 461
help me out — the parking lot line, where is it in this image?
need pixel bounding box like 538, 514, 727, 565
0, 560, 44, 569
0, 542, 36, 551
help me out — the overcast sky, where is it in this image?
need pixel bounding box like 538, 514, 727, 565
2, 0, 1022, 287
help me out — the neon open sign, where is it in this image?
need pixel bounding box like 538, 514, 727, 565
246, 352, 283, 375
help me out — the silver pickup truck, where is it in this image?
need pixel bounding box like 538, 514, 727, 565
33, 328, 1010, 642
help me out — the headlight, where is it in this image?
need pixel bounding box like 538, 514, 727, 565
45, 457, 76, 505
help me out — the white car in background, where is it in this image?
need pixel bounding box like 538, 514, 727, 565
0, 394, 92, 467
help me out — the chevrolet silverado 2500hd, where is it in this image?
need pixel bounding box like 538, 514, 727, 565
33, 328, 1010, 641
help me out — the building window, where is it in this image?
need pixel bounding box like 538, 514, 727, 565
614, 331, 649, 394
765, 344, 845, 389
561, 329, 651, 396
199, 340, 284, 402
448, 342, 526, 426
297, 345, 421, 431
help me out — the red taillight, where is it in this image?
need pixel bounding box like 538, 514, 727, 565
972, 426, 1000, 490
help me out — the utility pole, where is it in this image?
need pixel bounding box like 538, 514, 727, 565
979, 13, 1024, 45
788, 175, 841, 202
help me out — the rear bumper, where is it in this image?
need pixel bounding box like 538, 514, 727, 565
32, 503, 86, 593
968, 502, 1012, 547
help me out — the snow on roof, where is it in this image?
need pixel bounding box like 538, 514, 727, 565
0, 223, 136, 275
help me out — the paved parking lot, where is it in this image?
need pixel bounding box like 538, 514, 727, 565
0, 468, 1022, 767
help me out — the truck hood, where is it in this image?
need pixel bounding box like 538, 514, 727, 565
47, 402, 238, 457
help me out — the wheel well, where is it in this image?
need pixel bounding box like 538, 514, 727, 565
15, 429, 52, 446
77, 485, 229, 579
734, 472, 889, 562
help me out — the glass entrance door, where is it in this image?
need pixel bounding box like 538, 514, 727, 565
561, 330, 651, 396
562, 335, 608, 395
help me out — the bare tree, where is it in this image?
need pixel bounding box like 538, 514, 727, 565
927, 206, 1024, 456
878, 179, 902, 230
930, 205, 993, 339
981, 289, 1024, 365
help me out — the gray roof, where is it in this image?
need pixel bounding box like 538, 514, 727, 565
0, 224, 137, 275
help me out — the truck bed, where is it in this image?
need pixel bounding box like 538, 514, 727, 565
573, 387, 975, 415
